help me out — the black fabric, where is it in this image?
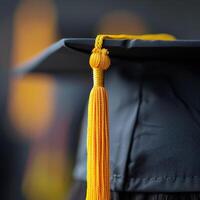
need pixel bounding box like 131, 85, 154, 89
74, 62, 200, 192
68, 180, 200, 200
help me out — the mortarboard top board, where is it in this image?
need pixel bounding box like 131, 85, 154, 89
14, 34, 200, 200
14, 37, 200, 76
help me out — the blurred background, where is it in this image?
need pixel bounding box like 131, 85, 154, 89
1, 0, 200, 199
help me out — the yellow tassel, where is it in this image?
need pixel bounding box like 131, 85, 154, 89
87, 45, 111, 200
86, 34, 175, 200
87, 84, 110, 200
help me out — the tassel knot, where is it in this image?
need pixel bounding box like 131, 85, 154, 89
89, 47, 111, 70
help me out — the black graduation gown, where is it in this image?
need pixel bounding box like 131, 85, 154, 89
16, 38, 200, 199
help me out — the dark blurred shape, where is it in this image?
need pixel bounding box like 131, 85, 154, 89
0, 0, 18, 65
0, 1, 29, 200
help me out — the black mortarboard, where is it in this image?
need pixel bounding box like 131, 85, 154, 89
15, 34, 200, 199
15, 35, 200, 76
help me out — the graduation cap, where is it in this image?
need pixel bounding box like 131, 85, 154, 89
16, 34, 200, 200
